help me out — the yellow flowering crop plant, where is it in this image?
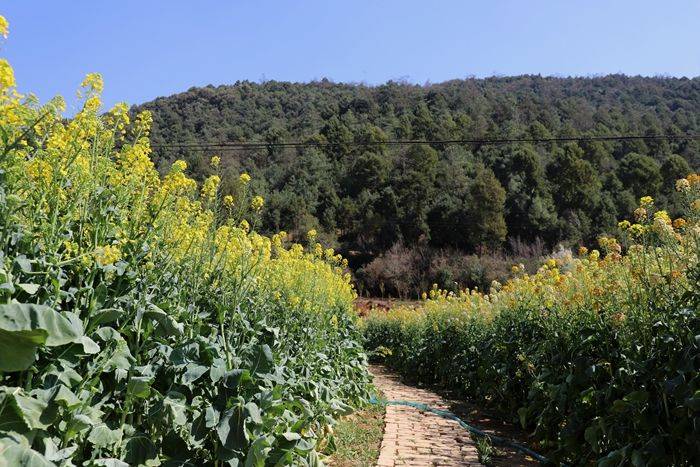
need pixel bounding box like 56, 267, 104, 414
365, 183, 700, 465
0, 16, 371, 466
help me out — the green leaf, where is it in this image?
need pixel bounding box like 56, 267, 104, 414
251, 344, 273, 374
14, 256, 32, 273
244, 436, 270, 467
164, 392, 188, 427
0, 441, 54, 467
623, 391, 649, 404
42, 437, 77, 463
88, 425, 123, 449
91, 459, 129, 467
217, 404, 248, 451
222, 369, 252, 389
127, 376, 152, 399
79, 335, 100, 354
0, 328, 47, 371
684, 390, 700, 411
0, 303, 82, 371
17, 283, 40, 295
517, 407, 528, 428
584, 424, 601, 452
0, 387, 52, 431
180, 363, 208, 385
143, 304, 184, 336
124, 434, 157, 466
245, 402, 262, 425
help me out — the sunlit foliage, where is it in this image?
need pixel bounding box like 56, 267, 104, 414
365, 179, 700, 465
0, 17, 370, 465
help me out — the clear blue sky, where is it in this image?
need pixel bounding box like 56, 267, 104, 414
3, 0, 699, 112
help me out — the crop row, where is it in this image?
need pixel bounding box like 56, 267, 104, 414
0, 28, 370, 466
365, 185, 700, 466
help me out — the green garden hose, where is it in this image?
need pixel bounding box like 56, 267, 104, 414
369, 396, 567, 466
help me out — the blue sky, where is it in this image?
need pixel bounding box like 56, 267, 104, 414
3, 1, 699, 112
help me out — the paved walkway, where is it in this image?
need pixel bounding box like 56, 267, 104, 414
371, 365, 536, 467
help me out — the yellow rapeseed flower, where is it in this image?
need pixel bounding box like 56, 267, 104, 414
251, 195, 264, 211
0, 15, 9, 38
223, 195, 234, 208
653, 210, 671, 225
80, 73, 104, 94
240, 173, 251, 184
210, 155, 221, 168
172, 160, 187, 172
676, 178, 691, 192
640, 196, 654, 207
201, 175, 220, 200
634, 207, 647, 222
673, 218, 687, 229
629, 223, 645, 237
0, 59, 15, 89
95, 245, 121, 266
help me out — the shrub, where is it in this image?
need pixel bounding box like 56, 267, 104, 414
0, 21, 370, 466
365, 183, 700, 465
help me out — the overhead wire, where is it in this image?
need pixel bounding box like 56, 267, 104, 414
149, 133, 700, 151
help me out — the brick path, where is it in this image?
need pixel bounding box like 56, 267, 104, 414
371, 365, 536, 467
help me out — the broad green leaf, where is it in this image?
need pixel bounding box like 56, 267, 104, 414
180, 363, 208, 385
244, 436, 270, 467
17, 283, 40, 295
88, 425, 123, 449
127, 376, 152, 399
143, 305, 184, 336
251, 345, 273, 374
0, 303, 82, 371
0, 328, 47, 371
217, 404, 247, 451
0, 442, 54, 467
123, 434, 157, 466
0, 387, 51, 431
222, 369, 252, 389
14, 256, 32, 273
79, 335, 100, 354
91, 459, 129, 467
42, 437, 77, 463
245, 402, 262, 425
164, 392, 188, 427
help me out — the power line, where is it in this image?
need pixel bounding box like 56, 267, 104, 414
150, 134, 700, 151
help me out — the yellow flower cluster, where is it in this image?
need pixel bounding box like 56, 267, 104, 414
250, 195, 264, 211
0, 15, 8, 38
0, 57, 357, 325
95, 245, 122, 265
369, 176, 700, 334
201, 175, 220, 200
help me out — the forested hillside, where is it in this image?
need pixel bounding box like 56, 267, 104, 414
136, 75, 700, 295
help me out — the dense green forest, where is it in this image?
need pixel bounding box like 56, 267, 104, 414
135, 75, 700, 295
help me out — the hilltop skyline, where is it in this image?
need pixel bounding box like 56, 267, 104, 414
3, 0, 700, 112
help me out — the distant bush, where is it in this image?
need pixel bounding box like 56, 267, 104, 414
356, 244, 546, 298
